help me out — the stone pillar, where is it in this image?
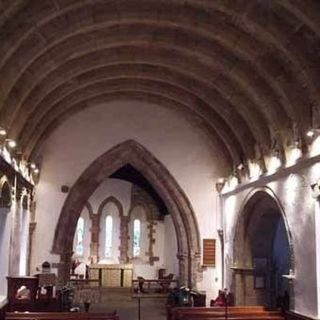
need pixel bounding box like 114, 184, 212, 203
189, 252, 202, 288
27, 222, 36, 275
177, 253, 189, 286
177, 252, 201, 288
119, 215, 130, 263
9, 187, 23, 275
57, 251, 73, 288
147, 220, 157, 265
89, 213, 100, 263
27, 199, 36, 275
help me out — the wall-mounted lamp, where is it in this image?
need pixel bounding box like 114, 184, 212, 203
215, 178, 225, 193
307, 129, 320, 139
30, 163, 36, 169
311, 181, 320, 200
0, 127, 7, 137
29, 162, 40, 175
6, 138, 16, 149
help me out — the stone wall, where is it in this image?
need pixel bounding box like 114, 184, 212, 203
223, 157, 320, 317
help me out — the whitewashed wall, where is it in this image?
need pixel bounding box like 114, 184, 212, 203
223, 158, 320, 318
31, 101, 226, 298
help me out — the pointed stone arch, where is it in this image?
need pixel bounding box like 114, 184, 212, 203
52, 140, 201, 286
84, 201, 94, 216
0, 176, 12, 209
98, 196, 124, 218
128, 202, 152, 221
230, 187, 295, 307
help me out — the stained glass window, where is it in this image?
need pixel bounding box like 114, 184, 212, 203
75, 217, 84, 256
133, 219, 141, 257
105, 215, 113, 257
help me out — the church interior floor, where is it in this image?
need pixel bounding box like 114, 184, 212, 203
85, 288, 167, 320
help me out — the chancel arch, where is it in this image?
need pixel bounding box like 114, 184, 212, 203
53, 140, 201, 287
231, 188, 294, 308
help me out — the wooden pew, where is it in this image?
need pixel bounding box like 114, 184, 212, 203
168, 306, 267, 319
179, 315, 284, 320
169, 306, 284, 320
5, 312, 119, 320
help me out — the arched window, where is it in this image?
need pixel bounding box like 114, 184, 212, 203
105, 215, 113, 257
133, 219, 141, 257
75, 217, 84, 256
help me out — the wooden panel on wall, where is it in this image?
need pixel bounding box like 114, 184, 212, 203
202, 239, 216, 267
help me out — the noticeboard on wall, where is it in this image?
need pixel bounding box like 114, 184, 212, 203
202, 239, 216, 267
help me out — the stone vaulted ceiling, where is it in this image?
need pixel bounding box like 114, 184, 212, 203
0, 0, 319, 170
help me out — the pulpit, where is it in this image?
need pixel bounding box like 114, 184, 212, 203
7, 276, 38, 311
37, 273, 56, 300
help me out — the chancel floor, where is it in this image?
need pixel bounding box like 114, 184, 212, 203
86, 288, 167, 320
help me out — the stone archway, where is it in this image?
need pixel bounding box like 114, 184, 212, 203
52, 140, 201, 287
0, 176, 12, 209
231, 188, 294, 308
98, 196, 124, 218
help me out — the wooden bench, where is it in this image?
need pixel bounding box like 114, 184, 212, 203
169, 306, 284, 320
178, 315, 284, 320
5, 312, 119, 320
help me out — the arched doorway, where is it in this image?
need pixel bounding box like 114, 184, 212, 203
232, 188, 294, 308
52, 140, 201, 287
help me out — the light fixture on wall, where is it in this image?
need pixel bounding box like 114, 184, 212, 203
5, 138, 16, 149
306, 129, 320, 139
215, 178, 225, 193
307, 130, 314, 138
31, 163, 40, 174
33, 168, 40, 174
0, 127, 7, 137
311, 181, 320, 200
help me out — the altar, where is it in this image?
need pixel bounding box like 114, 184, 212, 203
89, 264, 133, 288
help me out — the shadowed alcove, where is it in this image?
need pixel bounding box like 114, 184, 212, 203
232, 189, 294, 308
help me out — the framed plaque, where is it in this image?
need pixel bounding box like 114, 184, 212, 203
202, 239, 216, 267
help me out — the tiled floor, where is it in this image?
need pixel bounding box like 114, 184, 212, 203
87, 288, 167, 320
